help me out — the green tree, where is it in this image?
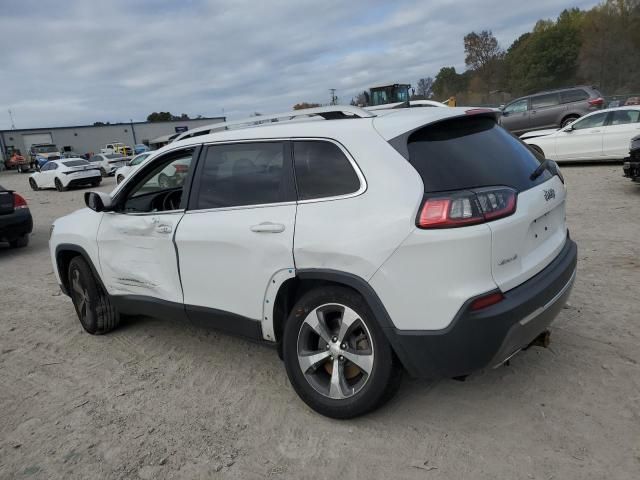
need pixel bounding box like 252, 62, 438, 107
463, 30, 504, 94
505, 9, 584, 95
432, 67, 467, 99
292, 102, 322, 110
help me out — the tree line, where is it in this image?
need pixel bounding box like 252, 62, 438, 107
431, 0, 640, 105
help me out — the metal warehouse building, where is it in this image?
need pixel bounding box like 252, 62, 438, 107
0, 116, 225, 163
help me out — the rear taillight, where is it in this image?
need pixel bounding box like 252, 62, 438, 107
588, 97, 604, 107
470, 291, 504, 311
13, 193, 28, 209
417, 187, 517, 229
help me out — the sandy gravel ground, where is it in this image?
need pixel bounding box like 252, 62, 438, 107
0, 165, 638, 480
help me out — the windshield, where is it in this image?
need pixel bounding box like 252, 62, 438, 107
35, 145, 57, 153
63, 160, 89, 167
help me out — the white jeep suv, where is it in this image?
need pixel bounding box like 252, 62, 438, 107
49, 106, 577, 418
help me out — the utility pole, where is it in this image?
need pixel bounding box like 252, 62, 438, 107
8, 109, 16, 129
129, 118, 137, 146
329, 89, 338, 105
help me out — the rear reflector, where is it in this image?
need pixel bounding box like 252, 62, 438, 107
13, 193, 28, 209
417, 187, 517, 229
470, 292, 504, 311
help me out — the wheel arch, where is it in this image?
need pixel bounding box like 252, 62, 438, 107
55, 244, 106, 296
270, 269, 397, 359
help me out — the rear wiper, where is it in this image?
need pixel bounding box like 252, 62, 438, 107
530, 159, 549, 181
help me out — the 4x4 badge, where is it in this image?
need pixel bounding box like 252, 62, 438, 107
544, 188, 556, 201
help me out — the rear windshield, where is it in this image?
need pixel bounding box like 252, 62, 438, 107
406, 115, 550, 192
62, 160, 88, 167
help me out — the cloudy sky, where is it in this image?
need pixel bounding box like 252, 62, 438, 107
1, 0, 597, 129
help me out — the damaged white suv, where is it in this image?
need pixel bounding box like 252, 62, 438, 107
50, 106, 577, 418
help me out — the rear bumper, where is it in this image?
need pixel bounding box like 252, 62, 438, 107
65, 174, 101, 187
0, 209, 33, 242
623, 160, 640, 180
385, 235, 577, 378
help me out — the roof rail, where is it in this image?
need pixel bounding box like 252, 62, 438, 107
173, 105, 375, 142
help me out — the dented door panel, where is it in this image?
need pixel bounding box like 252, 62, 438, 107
97, 212, 184, 303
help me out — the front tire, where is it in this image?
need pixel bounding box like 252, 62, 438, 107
55, 178, 66, 192
117, 175, 124, 184
68, 256, 120, 334
100, 168, 107, 177
29, 178, 39, 191
283, 286, 401, 418
528, 144, 545, 160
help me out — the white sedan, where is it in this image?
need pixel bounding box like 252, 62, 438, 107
522, 106, 640, 162
88, 153, 130, 176
115, 152, 152, 184
28, 159, 101, 192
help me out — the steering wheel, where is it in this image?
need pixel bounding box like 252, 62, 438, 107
162, 190, 182, 211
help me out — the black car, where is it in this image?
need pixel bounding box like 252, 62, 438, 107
0, 185, 33, 248
623, 135, 640, 182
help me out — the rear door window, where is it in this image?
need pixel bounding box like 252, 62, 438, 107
531, 93, 560, 109
293, 141, 361, 200
560, 89, 589, 104
608, 110, 640, 125
192, 142, 295, 209
406, 115, 551, 193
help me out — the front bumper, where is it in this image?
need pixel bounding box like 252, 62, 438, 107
384, 235, 578, 379
0, 209, 33, 242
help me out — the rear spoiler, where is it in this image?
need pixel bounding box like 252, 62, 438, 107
387, 109, 500, 160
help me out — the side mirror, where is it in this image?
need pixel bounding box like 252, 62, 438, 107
499, 104, 505, 110
84, 191, 113, 212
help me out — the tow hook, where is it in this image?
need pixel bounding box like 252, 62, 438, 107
528, 329, 551, 349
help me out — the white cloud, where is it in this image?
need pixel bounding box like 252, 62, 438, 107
0, 0, 598, 129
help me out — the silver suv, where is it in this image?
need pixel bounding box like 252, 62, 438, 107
500, 86, 604, 135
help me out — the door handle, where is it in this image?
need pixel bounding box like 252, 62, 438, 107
250, 222, 285, 233
155, 223, 173, 234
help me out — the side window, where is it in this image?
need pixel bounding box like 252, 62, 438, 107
121, 148, 195, 213
572, 112, 607, 130
560, 89, 589, 104
293, 141, 361, 200
531, 93, 560, 109
41, 163, 52, 171
504, 99, 528, 114
193, 142, 293, 209
609, 110, 640, 126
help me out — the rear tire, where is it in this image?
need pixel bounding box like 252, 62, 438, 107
283, 286, 401, 418
100, 168, 107, 177
561, 115, 580, 128
9, 234, 29, 248
55, 178, 66, 192
68, 256, 120, 334
117, 175, 124, 184
29, 178, 39, 191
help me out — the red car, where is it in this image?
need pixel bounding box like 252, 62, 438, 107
5, 152, 30, 173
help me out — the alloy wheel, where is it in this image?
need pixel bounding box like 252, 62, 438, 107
296, 303, 374, 400
71, 268, 94, 326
